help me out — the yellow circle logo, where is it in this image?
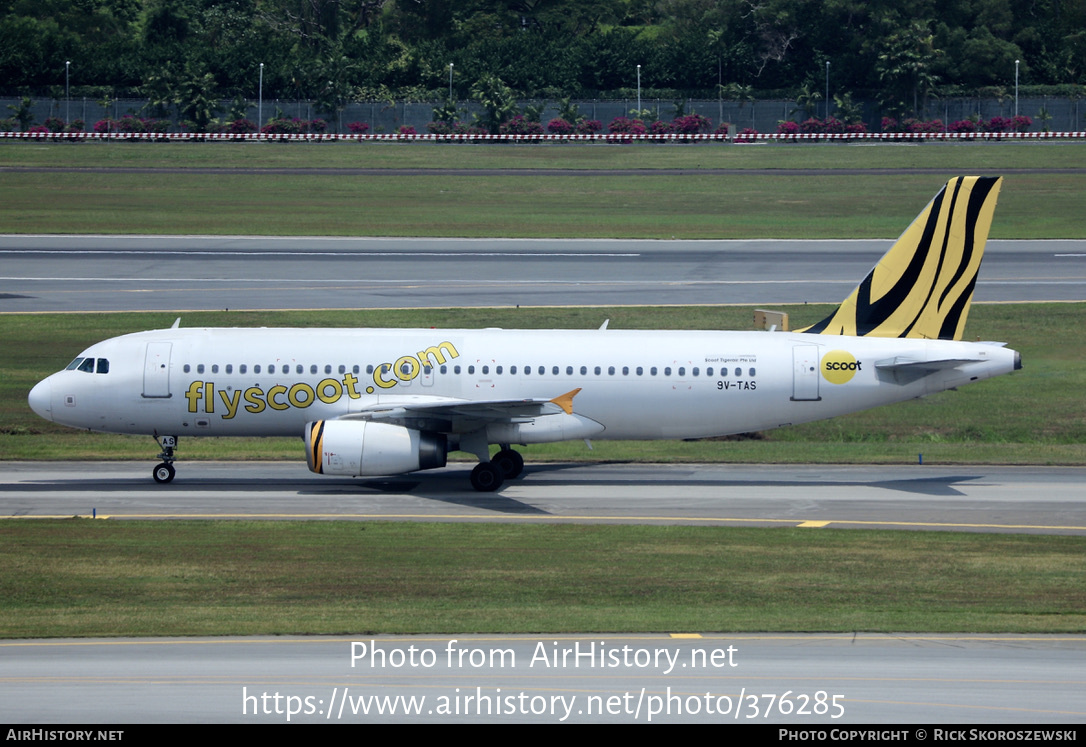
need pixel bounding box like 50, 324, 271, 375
821, 350, 861, 384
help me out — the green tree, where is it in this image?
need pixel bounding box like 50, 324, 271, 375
470, 74, 518, 133
873, 19, 941, 117
175, 66, 219, 130
6, 96, 34, 130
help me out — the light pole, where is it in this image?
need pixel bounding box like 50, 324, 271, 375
825, 61, 830, 120
636, 64, 641, 116
65, 61, 70, 125
258, 63, 264, 131
448, 63, 453, 100
1015, 59, 1020, 118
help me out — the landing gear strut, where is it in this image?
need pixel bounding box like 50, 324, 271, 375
153, 435, 178, 484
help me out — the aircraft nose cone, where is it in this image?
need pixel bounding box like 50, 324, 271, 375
28, 378, 53, 421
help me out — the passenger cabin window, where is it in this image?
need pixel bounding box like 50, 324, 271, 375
196, 364, 205, 374
240, 364, 247, 374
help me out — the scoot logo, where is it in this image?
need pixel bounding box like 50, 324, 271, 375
821, 350, 862, 384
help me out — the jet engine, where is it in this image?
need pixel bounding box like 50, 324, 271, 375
305, 420, 447, 477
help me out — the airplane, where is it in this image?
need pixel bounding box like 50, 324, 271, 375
28, 176, 1019, 492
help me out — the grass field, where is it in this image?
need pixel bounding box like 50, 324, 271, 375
2, 521, 1083, 637
1, 142, 1084, 237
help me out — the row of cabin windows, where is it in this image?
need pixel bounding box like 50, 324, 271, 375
184, 363, 366, 375
458, 365, 756, 378
66, 357, 109, 374
182, 362, 757, 378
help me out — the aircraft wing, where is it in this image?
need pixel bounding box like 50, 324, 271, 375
338, 388, 582, 429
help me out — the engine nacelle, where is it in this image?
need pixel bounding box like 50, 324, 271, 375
306, 420, 447, 477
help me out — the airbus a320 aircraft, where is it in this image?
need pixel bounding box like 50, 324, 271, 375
29, 176, 1019, 491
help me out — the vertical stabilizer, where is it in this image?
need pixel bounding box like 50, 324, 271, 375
799, 176, 1002, 340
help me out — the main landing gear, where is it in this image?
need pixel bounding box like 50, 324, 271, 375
152, 435, 178, 484
469, 446, 525, 492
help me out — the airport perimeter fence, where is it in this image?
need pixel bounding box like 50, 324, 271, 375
4, 95, 1086, 138
3, 130, 1086, 143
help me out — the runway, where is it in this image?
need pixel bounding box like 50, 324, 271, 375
2, 236, 1085, 312
4, 462, 1085, 535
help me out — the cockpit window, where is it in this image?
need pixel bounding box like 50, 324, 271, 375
77, 358, 96, 373
66, 358, 84, 371
96, 358, 109, 374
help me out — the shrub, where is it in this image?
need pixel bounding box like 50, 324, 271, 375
799, 117, 824, 133
546, 118, 574, 135
427, 121, 486, 136
499, 115, 544, 135
881, 117, 901, 132
347, 121, 370, 134
115, 115, 146, 133
227, 119, 256, 134
949, 119, 977, 133
845, 122, 869, 134
984, 116, 1012, 132
26, 125, 50, 135
576, 119, 601, 134
672, 113, 712, 134
44, 117, 66, 133
776, 120, 800, 135
650, 119, 673, 135
261, 117, 308, 134
607, 116, 646, 135
310, 118, 328, 133
822, 116, 845, 133
397, 125, 416, 135
1012, 115, 1032, 132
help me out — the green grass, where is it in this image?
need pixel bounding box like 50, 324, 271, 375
2, 140, 1084, 171
1, 521, 1082, 637
4, 303, 1085, 465
1, 143, 1084, 237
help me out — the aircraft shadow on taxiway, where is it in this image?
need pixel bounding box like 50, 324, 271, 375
15, 462, 986, 501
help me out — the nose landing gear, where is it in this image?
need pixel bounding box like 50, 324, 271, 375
153, 435, 178, 484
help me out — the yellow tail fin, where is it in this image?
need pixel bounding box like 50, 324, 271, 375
799, 176, 1002, 340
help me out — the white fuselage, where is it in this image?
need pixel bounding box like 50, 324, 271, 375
29, 326, 1019, 445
